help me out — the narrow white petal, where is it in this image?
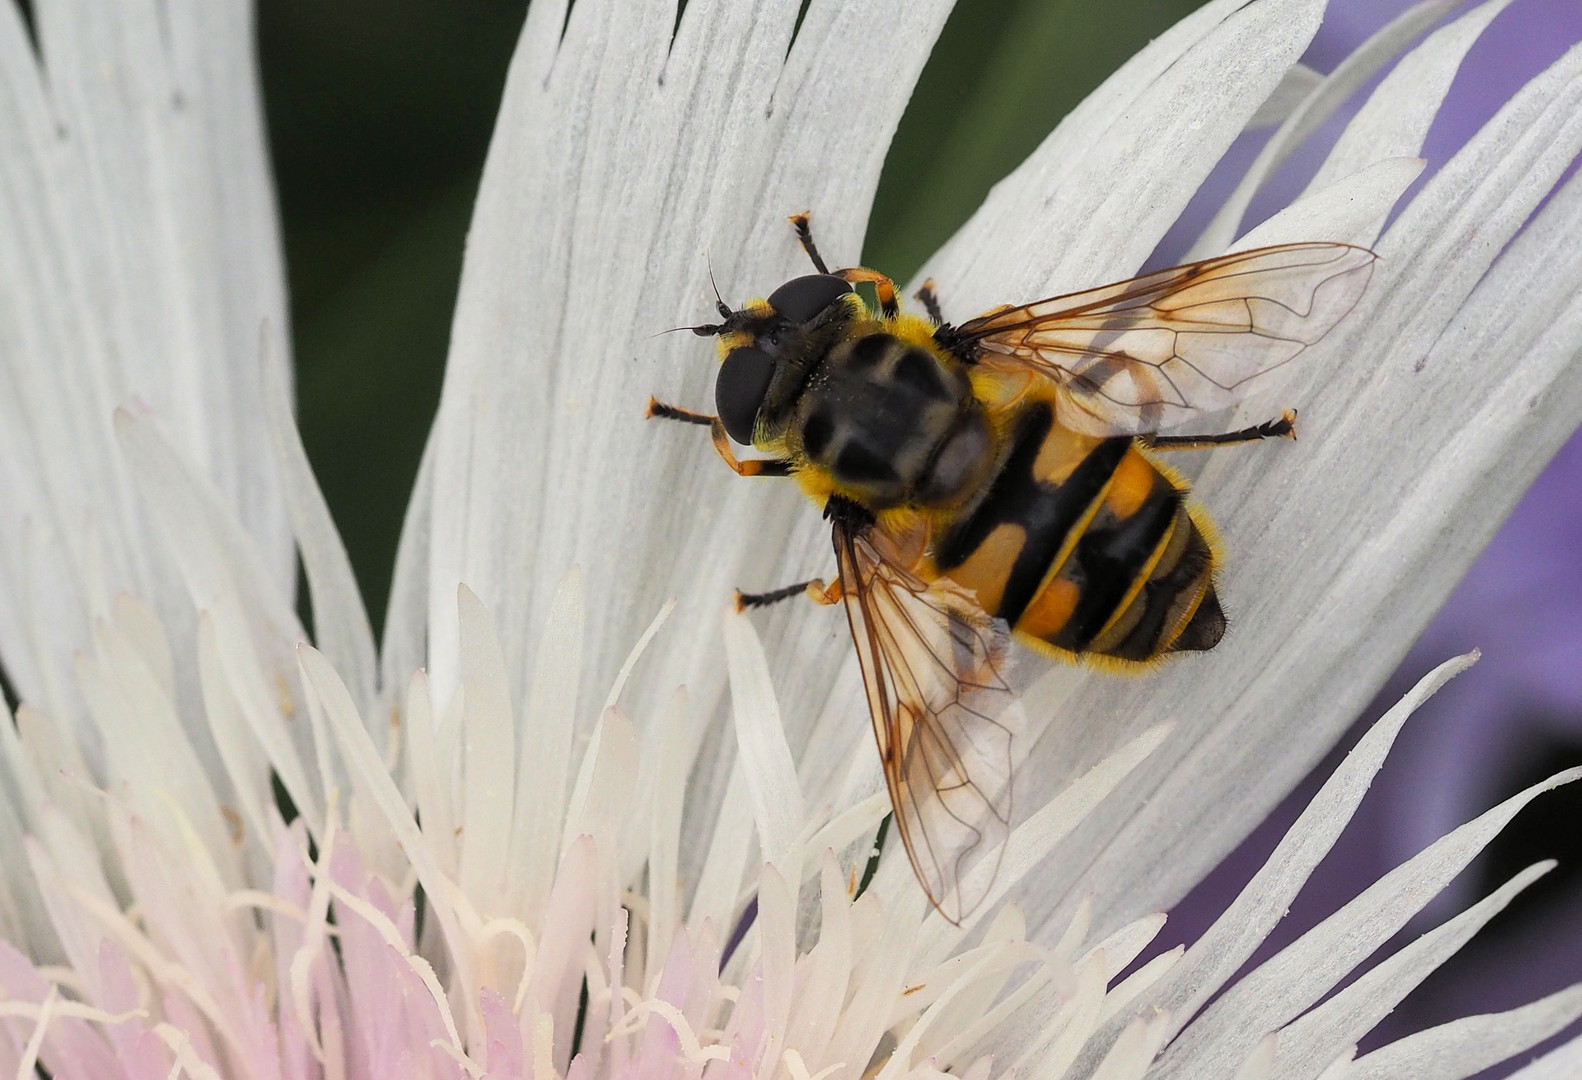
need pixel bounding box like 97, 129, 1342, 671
111, 592, 175, 701
1309, 0, 1517, 193
1249, 64, 1324, 130
825, 888, 926, 1080
194, 613, 272, 862
644, 686, 694, 987
1100, 947, 1181, 1026
79, 618, 235, 884
1268, 862, 1555, 1079
380, 429, 436, 696
921, 0, 1325, 316
507, 566, 585, 924
114, 409, 323, 831
1090, 1010, 1172, 1080
783, 855, 857, 1065
1190, 0, 1461, 258
1227, 156, 1423, 252
1157, 763, 1580, 1076
0, 0, 290, 718
406, 668, 458, 878
1140, 655, 1471, 1065
561, 709, 640, 860
259, 325, 377, 714
1233, 1035, 1281, 1080
688, 762, 753, 937
295, 644, 477, 1021
724, 608, 805, 877
1506, 1033, 1582, 1080
758, 861, 797, 1074
457, 584, 516, 915
1079, 914, 1167, 982
1344, 983, 1582, 1080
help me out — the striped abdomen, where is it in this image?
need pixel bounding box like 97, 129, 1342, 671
932, 402, 1226, 664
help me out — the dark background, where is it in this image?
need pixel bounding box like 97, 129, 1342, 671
259, 0, 1581, 1066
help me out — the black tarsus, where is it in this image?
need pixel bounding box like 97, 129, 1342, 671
1147, 411, 1297, 450
737, 580, 817, 609
915, 280, 944, 326
790, 212, 833, 275
646, 399, 714, 426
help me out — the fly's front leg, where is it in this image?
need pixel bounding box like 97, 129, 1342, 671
647, 398, 793, 477
790, 212, 833, 274
736, 577, 844, 611
914, 279, 944, 325
789, 213, 901, 319
1146, 409, 1298, 451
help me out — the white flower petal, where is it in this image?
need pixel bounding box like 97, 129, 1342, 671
1309, 0, 1517, 193
457, 583, 517, 915
914, 722, 1174, 966
296, 643, 475, 1011
643, 685, 695, 986
1267, 861, 1556, 1078
1506, 1033, 1582, 1080
1156, 764, 1581, 1075
380, 430, 436, 696
689, 761, 755, 938
921, 0, 1325, 315
1226, 155, 1423, 251
1139, 655, 1471, 1065
1343, 984, 1582, 1080
114, 408, 322, 832
1249, 64, 1324, 130
405, 668, 459, 878
0, 0, 289, 719
725, 608, 806, 877
1190, 0, 1465, 258
508, 566, 586, 924
259, 325, 377, 715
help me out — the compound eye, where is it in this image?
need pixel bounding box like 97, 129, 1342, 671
767, 274, 853, 325
716, 346, 775, 444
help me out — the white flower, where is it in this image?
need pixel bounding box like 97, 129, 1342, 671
0, 1, 1579, 1079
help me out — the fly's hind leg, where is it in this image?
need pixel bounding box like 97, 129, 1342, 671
647, 398, 793, 476
1147, 409, 1298, 451
737, 577, 843, 611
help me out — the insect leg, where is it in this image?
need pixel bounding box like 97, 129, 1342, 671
834, 267, 900, 319
789, 213, 833, 275
788, 214, 901, 318
736, 577, 843, 610
914, 279, 944, 325
647, 398, 794, 476
1146, 409, 1298, 451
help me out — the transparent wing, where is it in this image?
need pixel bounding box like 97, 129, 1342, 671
832, 513, 1016, 924
957, 243, 1376, 436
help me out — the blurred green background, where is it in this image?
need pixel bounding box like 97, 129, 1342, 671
260, 0, 1207, 634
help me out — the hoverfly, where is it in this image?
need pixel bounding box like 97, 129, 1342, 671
649, 214, 1374, 922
